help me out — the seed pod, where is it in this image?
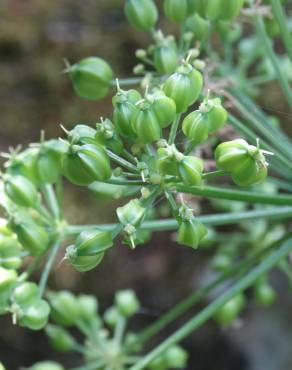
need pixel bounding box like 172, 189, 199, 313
117, 199, 146, 226
0, 267, 17, 292
205, 0, 222, 21
148, 90, 176, 129
104, 306, 120, 327
254, 277, 276, 306
177, 156, 204, 186
220, 0, 244, 21
77, 294, 99, 322
46, 324, 76, 352
68, 124, 97, 145
157, 146, 180, 176
11, 282, 39, 306
131, 105, 161, 144
125, 0, 158, 31
74, 230, 113, 256
69, 57, 113, 100
187, 0, 205, 15
163, 63, 203, 113
4, 175, 38, 208
66, 245, 104, 272
185, 13, 210, 42
0, 237, 22, 270
29, 362, 65, 370
17, 299, 50, 330
115, 289, 140, 317
95, 118, 123, 154
62, 144, 111, 186
182, 111, 209, 145
165, 346, 189, 369
35, 147, 63, 185
177, 219, 207, 249
112, 89, 141, 138
164, 0, 189, 23
48, 291, 79, 327
214, 293, 246, 325
204, 98, 228, 133
11, 219, 48, 256
6, 148, 39, 184
154, 37, 179, 74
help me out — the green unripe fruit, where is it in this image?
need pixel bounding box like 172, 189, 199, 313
148, 356, 168, 370
154, 40, 179, 74
177, 219, 207, 249
46, 324, 75, 352
164, 0, 189, 23
177, 156, 203, 186
215, 139, 268, 187
63, 144, 111, 186
214, 293, 246, 325
185, 13, 210, 42
125, 0, 158, 31
254, 278, 276, 306
77, 294, 98, 322
35, 149, 62, 185
148, 90, 177, 129
131, 106, 162, 143
220, 0, 244, 21
75, 230, 113, 256
4, 175, 37, 208
11, 282, 38, 306
18, 299, 50, 330
11, 220, 49, 256
205, 0, 222, 21
69, 57, 113, 100
66, 246, 104, 272
29, 362, 64, 370
157, 146, 180, 176
117, 199, 146, 226
115, 289, 140, 317
165, 346, 189, 369
6, 148, 39, 184
48, 291, 79, 327
0, 238, 22, 270
0, 267, 17, 292
204, 98, 228, 132
163, 64, 203, 113
112, 88, 141, 138
68, 124, 97, 145
182, 111, 209, 145
104, 306, 120, 327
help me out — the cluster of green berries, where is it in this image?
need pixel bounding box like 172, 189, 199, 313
6, 290, 187, 370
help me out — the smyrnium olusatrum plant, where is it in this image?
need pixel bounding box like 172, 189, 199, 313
1, 0, 292, 369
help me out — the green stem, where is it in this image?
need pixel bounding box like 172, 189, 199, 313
270, 0, 292, 64
38, 237, 62, 297
66, 206, 292, 234
168, 114, 181, 145
176, 184, 292, 206
106, 179, 145, 186
202, 170, 226, 180
110, 77, 143, 87
42, 184, 61, 220
106, 150, 138, 173
114, 316, 127, 346
128, 238, 292, 370
253, 11, 292, 108
137, 237, 279, 344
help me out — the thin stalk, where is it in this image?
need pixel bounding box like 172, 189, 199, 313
110, 77, 143, 87
202, 170, 226, 180
114, 316, 127, 346
66, 206, 292, 234
42, 184, 61, 220
106, 179, 145, 186
128, 238, 292, 370
253, 11, 292, 108
270, 0, 292, 64
168, 115, 181, 145
38, 237, 62, 297
137, 238, 279, 344
106, 150, 138, 173
176, 184, 292, 206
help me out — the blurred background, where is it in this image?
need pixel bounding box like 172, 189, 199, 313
0, 1, 292, 369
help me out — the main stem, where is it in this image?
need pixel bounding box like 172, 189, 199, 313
128, 238, 292, 370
